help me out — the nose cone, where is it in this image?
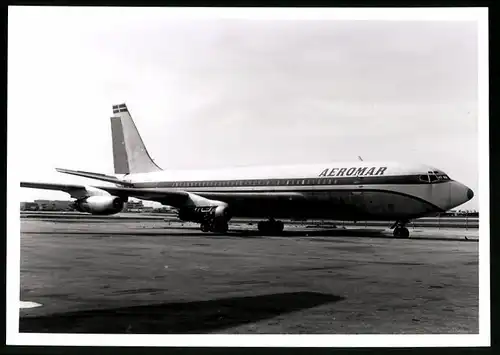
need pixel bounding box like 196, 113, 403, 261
467, 188, 474, 200
449, 181, 474, 209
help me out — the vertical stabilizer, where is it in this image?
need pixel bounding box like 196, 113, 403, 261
110, 103, 163, 174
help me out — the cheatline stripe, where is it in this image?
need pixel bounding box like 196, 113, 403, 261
131, 174, 450, 189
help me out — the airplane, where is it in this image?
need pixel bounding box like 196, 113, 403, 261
20, 103, 474, 238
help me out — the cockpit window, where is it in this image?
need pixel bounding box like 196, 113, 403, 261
419, 175, 429, 183
420, 172, 450, 183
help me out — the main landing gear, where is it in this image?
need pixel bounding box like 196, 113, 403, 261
258, 219, 284, 235
200, 219, 228, 234
391, 220, 410, 238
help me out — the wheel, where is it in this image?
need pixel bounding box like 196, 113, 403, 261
400, 227, 410, 238
393, 227, 409, 238
214, 221, 228, 233
200, 223, 210, 233
258, 220, 284, 234
274, 220, 284, 234
258, 221, 268, 233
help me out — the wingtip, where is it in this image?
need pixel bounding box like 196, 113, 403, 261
112, 103, 128, 114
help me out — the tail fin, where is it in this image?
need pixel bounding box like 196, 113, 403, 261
110, 103, 163, 174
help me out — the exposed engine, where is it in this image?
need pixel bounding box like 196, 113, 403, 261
177, 204, 231, 224
72, 196, 125, 215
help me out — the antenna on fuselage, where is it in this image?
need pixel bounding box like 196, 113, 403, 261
358, 156, 364, 161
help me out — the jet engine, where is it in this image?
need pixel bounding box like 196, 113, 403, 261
72, 196, 125, 215
177, 204, 231, 224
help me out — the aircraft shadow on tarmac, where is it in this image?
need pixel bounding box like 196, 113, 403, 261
19, 292, 343, 334
28, 227, 388, 239
158, 226, 392, 240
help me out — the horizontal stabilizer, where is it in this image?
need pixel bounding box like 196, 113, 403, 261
55, 168, 134, 187
21, 182, 96, 199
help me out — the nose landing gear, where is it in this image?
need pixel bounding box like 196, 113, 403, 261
391, 220, 410, 238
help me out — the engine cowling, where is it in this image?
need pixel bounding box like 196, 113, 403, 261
72, 196, 125, 215
178, 204, 231, 223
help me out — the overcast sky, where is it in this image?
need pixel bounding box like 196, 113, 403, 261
8, 7, 482, 210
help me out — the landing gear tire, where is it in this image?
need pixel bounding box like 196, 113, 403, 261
276, 220, 284, 232
200, 220, 228, 234
200, 222, 210, 233
258, 221, 266, 232
258, 219, 284, 235
393, 227, 410, 239
213, 221, 229, 234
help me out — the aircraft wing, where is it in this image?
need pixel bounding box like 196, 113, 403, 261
21, 182, 305, 208
20, 182, 190, 208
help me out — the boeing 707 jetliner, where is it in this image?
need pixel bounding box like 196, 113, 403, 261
21, 103, 474, 238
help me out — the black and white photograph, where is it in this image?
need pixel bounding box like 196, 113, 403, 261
7, 6, 489, 347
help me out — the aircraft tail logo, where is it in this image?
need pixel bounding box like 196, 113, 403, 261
110, 103, 163, 174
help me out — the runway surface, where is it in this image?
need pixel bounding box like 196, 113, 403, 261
19, 217, 479, 334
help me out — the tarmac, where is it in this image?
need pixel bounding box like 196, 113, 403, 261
19, 216, 479, 334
